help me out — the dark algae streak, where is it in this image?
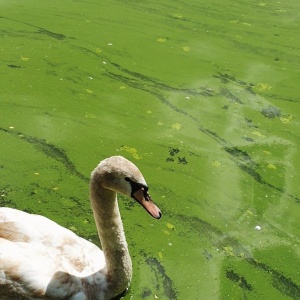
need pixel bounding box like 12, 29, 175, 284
0, 127, 88, 183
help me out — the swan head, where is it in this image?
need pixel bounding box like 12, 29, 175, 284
94, 156, 162, 219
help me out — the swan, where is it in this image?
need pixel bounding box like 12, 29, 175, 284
0, 156, 161, 300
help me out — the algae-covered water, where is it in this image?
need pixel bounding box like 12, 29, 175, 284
1, 0, 300, 299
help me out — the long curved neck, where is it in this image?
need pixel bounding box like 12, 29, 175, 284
90, 176, 132, 298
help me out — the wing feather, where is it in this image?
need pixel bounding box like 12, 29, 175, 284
0, 222, 30, 242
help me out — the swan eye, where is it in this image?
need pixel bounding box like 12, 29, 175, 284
125, 177, 149, 198
143, 189, 151, 201
141, 187, 151, 202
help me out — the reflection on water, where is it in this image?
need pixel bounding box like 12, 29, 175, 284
1, 0, 300, 299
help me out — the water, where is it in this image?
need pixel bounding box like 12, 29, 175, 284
1, 0, 300, 299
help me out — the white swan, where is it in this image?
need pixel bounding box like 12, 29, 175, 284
0, 156, 161, 300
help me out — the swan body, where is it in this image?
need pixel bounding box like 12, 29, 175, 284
0, 156, 161, 299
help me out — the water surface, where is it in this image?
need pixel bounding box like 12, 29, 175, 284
1, 0, 300, 299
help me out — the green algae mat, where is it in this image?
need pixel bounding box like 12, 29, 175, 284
1, 0, 300, 299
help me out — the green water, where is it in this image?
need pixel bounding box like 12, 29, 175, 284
1, 0, 300, 299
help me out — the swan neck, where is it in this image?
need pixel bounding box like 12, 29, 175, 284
90, 177, 132, 296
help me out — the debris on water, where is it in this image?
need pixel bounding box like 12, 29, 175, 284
158, 251, 163, 260
261, 106, 281, 119
157, 37, 167, 43
166, 223, 175, 230
166, 147, 188, 165
242, 136, 255, 142
7, 64, 21, 69
173, 13, 183, 19
263, 150, 271, 155
169, 148, 180, 156
171, 123, 181, 130
212, 160, 222, 168
267, 163, 276, 170
280, 115, 293, 124
177, 157, 188, 165
118, 145, 142, 160
254, 83, 272, 91
166, 157, 174, 162
203, 249, 213, 260
251, 131, 265, 138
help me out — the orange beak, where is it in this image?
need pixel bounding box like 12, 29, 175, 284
132, 188, 162, 219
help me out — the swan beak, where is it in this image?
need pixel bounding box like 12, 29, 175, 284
133, 189, 162, 219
